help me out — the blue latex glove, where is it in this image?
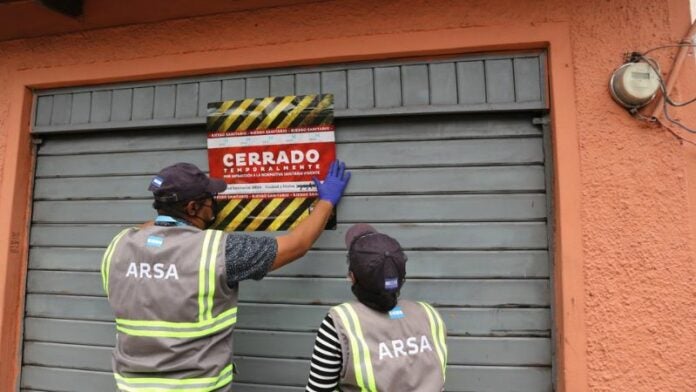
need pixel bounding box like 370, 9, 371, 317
313, 160, 351, 206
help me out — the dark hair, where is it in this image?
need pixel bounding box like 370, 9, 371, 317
152, 193, 211, 221
352, 283, 399, 312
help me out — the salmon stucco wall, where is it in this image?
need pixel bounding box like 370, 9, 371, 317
0, 1, 695, 391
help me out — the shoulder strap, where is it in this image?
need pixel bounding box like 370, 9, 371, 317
332, 303, 377, 392
101, 228, 133, 297
418, 302, 448, 381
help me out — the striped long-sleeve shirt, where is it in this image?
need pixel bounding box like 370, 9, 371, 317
305, 314, 343, 392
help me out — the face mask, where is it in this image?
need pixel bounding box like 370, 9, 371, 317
203, 197, 219, 230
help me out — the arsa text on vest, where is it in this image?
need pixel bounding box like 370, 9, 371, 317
126, 262, 179, 280
378, 335, 433, 361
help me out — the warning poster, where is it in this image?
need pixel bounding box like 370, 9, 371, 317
206, 94, 336, 231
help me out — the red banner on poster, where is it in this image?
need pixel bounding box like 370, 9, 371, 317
208, 125, 336, 199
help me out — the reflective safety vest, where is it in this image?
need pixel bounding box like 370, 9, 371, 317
102, 221, 237, 392
329, 300, 447, 392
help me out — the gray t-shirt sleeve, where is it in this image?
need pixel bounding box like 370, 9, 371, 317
224, 234, 277, 286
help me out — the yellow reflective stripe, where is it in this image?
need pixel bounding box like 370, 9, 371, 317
115, 364, 233, 391
344, 304, 377, 392
102, 228, 131, 297
116, 307, 237, 328
206, 231, 223, 320
333, 305, 367, 391
115, 364, 232, 384
423, 302, 448, 364
419, 302, 446, 379
198, 231, 213, 322
116, 315, 237, 338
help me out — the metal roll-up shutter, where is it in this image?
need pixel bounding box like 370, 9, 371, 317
22, 53, 552, 392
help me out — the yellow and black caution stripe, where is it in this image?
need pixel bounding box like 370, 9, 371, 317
211, 197, 329, 232
207, 94, 334, 132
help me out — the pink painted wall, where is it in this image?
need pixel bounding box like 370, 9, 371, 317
0, 1, 694, 391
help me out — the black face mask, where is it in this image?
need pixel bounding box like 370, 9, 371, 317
203, 197, 219, 230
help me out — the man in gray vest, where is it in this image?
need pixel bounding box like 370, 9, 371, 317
305, 224, 447, 392
102, 160, 351, 392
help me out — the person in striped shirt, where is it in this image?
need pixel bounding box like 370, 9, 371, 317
306, 224, 448, 392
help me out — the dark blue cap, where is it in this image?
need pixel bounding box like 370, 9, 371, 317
148, 162, 226, 202
346, 224, 407, 294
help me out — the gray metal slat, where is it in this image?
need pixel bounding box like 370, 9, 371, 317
246, 77, 270, 98
486, 59, 515, 103
514, 57, 542, 102
29, 222, 548, 249
35, 137, 543, 177
238, 277, 549, 306
270, 75, 294, 96
25, 294, 114, 322
26, 270, 548, 306
34, 95, 54, 126
402, 64, 430, 106
233, 357, 552, 391
35, 114, 541, 156
90, 90, 112, 123
295, 73, 320, 95
32, 194, 547, 224
338, 194, 547, 222
221, 79, 246, 100
457, 61, 486, 104
343, 166, 546, 194
29, 247, 105, 272
24, 318, 115, 347
50, 94, 72, 125
21, 366, 115, 392
23, 320, 549, 366
30, 247, 549, 279
336, 138, 544, 168
273, 249, 550, 279
232, 384, 302, 392
36, 127, 204, 156
153, 85, 176, 119
33, 166, 546, 200
220, 332, 552, 366
321, 71, 347, 109
347, 69, 374, 109
70, 92, 91, 125
131, 87, 154, 121
198, 81, 222, 116
35, 150, 209, 177
175, 83, 199, 118
240, 304, 551, 336
374, 66, 402, 108
21, 366, 564, 392
330, 114, 542, 142
110, 89, 133, 122
430, 62, 458, 105
24, 295, 550, 335
24, 342, 112, 372
446, 365, 552, 392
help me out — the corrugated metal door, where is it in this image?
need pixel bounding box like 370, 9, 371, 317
21, 54, 553, 392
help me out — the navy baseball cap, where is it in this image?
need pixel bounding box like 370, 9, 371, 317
148, 162, 226, 202
345, 224, 407, 294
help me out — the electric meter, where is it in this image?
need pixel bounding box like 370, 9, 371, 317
609, 61, 661, 108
